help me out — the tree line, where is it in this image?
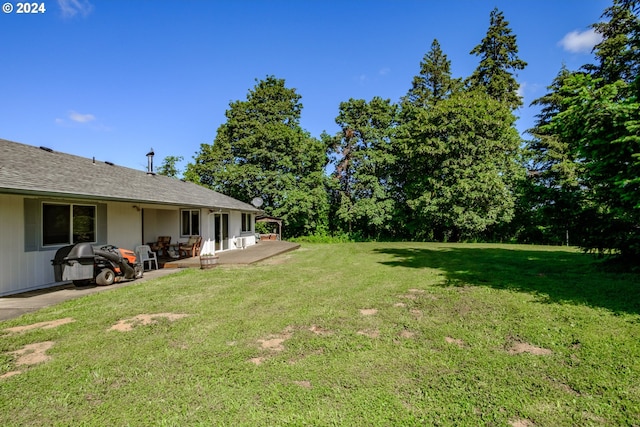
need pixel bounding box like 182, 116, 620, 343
172, 0, 639, 262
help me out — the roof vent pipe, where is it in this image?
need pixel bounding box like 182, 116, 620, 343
146, 148, 155, 175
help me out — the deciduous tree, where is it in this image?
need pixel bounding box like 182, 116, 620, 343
185, 76, 330, 237
157, 155, 184, 178
330, 97, 399, 237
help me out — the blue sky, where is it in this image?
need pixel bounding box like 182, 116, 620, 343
2, 0, 609, 172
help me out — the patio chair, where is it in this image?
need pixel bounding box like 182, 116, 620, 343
178, 235, 202, 258
136, 245, 158, 271
148, 236, 171, 257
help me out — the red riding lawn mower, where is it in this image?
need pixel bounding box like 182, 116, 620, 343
52, 243, 143, 286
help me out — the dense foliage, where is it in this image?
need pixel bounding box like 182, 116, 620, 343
327, 97, 399, 238
157, 155, 184, 178
524, 0, 640, 261
184, 1, 639, 263
401, 89, 523, 242
185, 76, 331, 237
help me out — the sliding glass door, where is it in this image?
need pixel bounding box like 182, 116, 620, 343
214, 213, 229, 251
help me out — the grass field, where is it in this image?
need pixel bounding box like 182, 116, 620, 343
1, 242, 639, 426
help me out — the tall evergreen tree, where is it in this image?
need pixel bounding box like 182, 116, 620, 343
394, 40, 463, 238
467, 8, 527, 110
185, 76, 330, 237
403, 39, 460, 108
576, 0, 639, 259
528, 0, 640, 261
539, 73, 640, 258
588, 0, 640, 84
524, 67, 588, 245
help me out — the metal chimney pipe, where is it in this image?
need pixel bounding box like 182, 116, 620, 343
146, 148, 155, 175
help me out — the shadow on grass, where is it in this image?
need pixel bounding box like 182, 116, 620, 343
374, 246, 640, 316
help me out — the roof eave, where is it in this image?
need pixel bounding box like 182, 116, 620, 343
0, 187, 260, 211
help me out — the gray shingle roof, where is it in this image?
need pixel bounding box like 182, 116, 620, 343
0, 138, 259, 212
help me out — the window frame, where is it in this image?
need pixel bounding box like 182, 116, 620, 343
180, 208, 201, 237
241, 213, 253, 233
41, 202, 97, 247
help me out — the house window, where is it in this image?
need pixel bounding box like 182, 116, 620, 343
241, 213, 252, 232
42, 203, 96, 246
181, 209, 200, 236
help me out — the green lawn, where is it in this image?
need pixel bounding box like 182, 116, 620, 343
1, 242, 639, 426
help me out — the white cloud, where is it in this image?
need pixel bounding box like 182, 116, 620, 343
69, 111, 95, 123
558, 28, 603, 53
379, 67, 390, 76
57, 0, 93, 18
517, 82, 546, 98
517, 82, 526, 99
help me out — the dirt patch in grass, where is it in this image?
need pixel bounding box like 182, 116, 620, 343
2, 341, 57, 379
251, 326, 332, 365
357, 329, 380, 338
8, 341, 55, 366
4, 318, 75, 334
257, 326, 294, 351
410, 309, 423, 319
398, 330, 415, 339
0, 370, 21, 379
258, 336, 288, 351
108, 313, 189, 332
308, 325, 333, 336
249, 356, 267, 365
508, 341, 552, 356
445, 336, 465, 348
359, 308, 378, 316
293, 380, 313, 389
250, 327, 295, 364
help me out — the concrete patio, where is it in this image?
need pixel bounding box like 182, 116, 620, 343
162, 240, 300, 268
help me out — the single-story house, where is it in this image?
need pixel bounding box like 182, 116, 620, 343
0, 138, 260, 296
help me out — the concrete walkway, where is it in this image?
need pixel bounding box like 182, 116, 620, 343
0, 268, 179, 322
0, 241, 300, 322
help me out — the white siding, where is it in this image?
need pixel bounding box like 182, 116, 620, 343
0, 197, 146, 296
142, 207, 180, 245
229, 211, 242, 240
0, 195, 256, 296
107, 202, 142, 251
227, 211, 256, 249
0, 194, 58, 295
